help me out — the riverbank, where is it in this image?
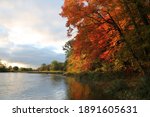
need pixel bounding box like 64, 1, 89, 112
65, 71, 150, 99
64, 71, 142, 80
25, 71, 64, 74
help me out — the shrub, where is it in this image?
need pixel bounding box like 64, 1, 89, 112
136, 76, 150, 99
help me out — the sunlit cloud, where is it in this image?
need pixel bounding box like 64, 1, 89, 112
1, 60, 29, 68
0, 0, 67, 67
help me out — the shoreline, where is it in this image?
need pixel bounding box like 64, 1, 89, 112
0, 71, 64, 74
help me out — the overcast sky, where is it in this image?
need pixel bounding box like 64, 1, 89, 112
0, 0, 68, 68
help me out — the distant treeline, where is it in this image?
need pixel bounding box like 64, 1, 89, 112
37, 60, 65, 71
0, 61, 33, 72
0, 60, 65, 72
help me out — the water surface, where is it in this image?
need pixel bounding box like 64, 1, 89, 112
0, 73, 105, 100
0, 73, 68, 99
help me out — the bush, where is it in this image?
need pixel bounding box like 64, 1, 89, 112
136, 76, 150, 99
104, 79, 129, 99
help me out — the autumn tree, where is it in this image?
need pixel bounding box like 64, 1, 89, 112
61, 0, 150, 74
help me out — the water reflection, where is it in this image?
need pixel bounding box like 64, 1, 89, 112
0, 73, 110, 100
67, 78, 91, 99
66, 77, 109, 100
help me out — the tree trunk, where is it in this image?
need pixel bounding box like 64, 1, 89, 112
107, 12, 146, 75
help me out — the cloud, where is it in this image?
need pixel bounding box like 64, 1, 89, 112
0, 0, 67, 47
0, 0, 67, 67
0, 45, 65, 68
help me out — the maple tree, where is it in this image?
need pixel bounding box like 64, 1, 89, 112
61, 0, 150, 74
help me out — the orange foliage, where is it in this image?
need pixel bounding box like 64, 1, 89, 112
60, 0, 130, 72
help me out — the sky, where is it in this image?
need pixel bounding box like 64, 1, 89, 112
0, 0, 68, 68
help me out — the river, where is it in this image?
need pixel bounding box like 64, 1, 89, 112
0, 73, 106, 100
0, 73, 68, 100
